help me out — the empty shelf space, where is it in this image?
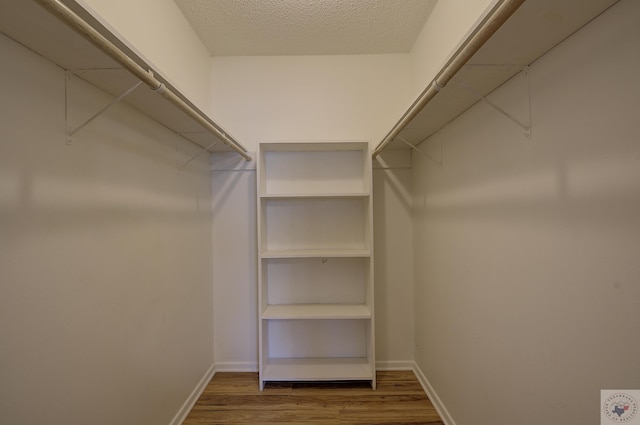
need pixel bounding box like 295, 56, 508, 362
259, 142, 370, 194
262, 304, 371, 320
262, 357, 374, 382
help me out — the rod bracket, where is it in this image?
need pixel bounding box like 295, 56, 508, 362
179, 141, 218, 169
397, 136, 442, 167
452, 66, 532, 139
151, 83, 166, 94
432, 81, 446, 92
65, 69, 142, 144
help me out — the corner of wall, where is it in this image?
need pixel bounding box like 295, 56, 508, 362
78, 0, 213, 113
408, 0, 496, 96
169, 363, 216, 425
411, 362, 457, 425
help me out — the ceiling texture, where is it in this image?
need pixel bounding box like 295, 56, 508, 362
172, 0, 438, 56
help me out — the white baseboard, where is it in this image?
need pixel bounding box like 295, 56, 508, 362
376, 360, 415, 370
169, 362, 216, 425
411, 362, 456, 425
214, 361, 258, 372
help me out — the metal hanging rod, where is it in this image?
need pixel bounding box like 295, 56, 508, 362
34, 0, 251, 161
372, 0, 525, 158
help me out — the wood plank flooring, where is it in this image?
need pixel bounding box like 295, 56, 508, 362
182, 370, 444, 425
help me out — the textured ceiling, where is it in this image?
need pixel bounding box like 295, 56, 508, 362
172, 0, 437, 56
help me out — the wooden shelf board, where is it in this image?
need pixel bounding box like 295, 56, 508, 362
262, 304, 371, 320
260, 192, 370, 199
262, 357, 373, 381
261, 249, 371, 259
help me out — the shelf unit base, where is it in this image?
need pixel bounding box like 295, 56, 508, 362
261, 357, 375, 390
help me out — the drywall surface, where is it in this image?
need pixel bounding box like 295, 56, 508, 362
373, 162, 415, 367
211, 163, 258, 371
0, 34, 213, 425
209, 55, 416, 368
79, 0, 213, 113
411, 1, 640, 424
210, 54, 413, 150
210, 156, 416, 371
409, 0, 495, 97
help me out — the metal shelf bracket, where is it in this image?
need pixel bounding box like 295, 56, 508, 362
179, 140, 218, 169
452, 66, 532, 139
396, 136, 442, 167
65, 70, 142, 145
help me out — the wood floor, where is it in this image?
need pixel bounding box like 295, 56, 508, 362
182, 370, 444, 425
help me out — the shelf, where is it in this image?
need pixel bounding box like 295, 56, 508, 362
261, 249, 371, 259
262, 357, 373, 382
260, 192, 370, 199
260, 143, 369, 194
262, 304, 371, 320
258, 141, 375, 390
262, 196, 369, 253
0, 0, 247, 154
377, 0, 618, 152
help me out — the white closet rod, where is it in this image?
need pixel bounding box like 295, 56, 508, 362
372, 0, 525, 158
34, 0, 251, 161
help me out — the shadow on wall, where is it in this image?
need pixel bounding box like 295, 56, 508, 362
410, 4, 640, 422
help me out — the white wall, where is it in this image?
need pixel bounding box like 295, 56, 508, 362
211, 156, 257, 370
373, 153, 415, 367
0, 34, 213, 425
412, 1, 640, 424
210, 54, 413, 150
79, 0, 213, 113
409, 0, 495, 97
210, 55, 416, 369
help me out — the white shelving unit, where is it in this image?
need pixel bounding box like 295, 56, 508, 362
257, 141, 375, 390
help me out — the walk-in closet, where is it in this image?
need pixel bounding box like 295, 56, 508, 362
1, 0, 638, 424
